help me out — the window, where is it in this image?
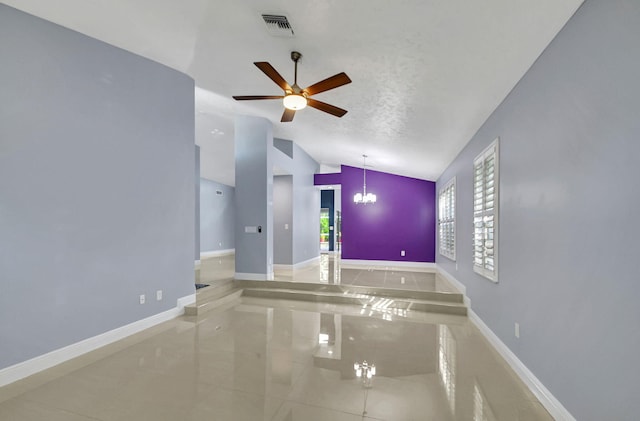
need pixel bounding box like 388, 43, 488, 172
438, 177, 456, 260
473, 138, 499, 281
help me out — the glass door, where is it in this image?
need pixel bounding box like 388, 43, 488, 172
335, 210, 342, 253
320, 208, 330, 252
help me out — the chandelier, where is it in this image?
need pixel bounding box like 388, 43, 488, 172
353, 155, 376, 204
354, 360, 376, 387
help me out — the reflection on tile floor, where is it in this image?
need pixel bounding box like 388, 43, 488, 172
195, 254, 235, 285
0, 298, 552, 421
199, 253, 457, 293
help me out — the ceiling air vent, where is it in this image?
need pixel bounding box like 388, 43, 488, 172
261, 14, 295, 37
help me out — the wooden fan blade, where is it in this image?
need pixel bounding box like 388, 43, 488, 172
233, 95, 284, 100
304, 72, 351, 96
306, 98, 348, 117
281, 108, 296, 122
254, 62, 291, 91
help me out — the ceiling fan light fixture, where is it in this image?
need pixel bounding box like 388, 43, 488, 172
283, 94, 307, 110
233, 51, 351, 121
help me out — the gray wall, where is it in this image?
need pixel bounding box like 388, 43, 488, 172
273, 175, 293, 265
0, 5, 195, 370
195, 146, 200, 260
436, 1, 639, 419
273, 138, 294, 159
234, 116, 273, 277
272, 139, 321, 265
291, 142, 321, 264
200, 178, 235, 253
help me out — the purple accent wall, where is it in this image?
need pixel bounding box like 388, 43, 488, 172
314, 172, 342, 186
341, 165, 435, 262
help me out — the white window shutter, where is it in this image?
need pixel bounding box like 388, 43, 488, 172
438, 177, 456, 260
473, 139, 499, 281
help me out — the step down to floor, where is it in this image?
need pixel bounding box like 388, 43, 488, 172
187, 280, 467, 317
184, 280, 242, 316
234, 280, 464, 303
239, 287, 467, 316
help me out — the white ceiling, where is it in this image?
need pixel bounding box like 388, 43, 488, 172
6, 0, 583, 186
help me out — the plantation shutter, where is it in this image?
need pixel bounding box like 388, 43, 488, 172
473, 139, 498, 281
438, 178, 456, 260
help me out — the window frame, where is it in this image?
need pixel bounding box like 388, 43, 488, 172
472, 138, 499, 282
438, 176, 456, 261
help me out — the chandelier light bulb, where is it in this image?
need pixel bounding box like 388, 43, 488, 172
354, 155, 377, 204
354, 360, 376, 388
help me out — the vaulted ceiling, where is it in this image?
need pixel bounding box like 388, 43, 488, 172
6, 0, 583, 185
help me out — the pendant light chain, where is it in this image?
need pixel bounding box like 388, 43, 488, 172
353, 154, 376, 204
363, 155, 367, 197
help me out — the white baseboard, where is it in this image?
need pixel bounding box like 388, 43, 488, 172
235, 272, 274, 281
200, 249, 235, 259
438, 262, 574, 421
341, 259, 437, 272
272, 264, 292, 270
273, 256, 321, 271
294, 256, 321, 269
0, 293, 194, 388
177, 293, 196, 309
435, 266, 466, 295
468, 309, 576, 421
435, 265, 470, 306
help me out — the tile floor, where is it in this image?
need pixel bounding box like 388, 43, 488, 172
195, 254, 235, 285
0, 298, 551, 420
0, 255, 552, 420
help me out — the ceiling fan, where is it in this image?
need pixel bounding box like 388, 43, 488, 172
233, 51, 351, 122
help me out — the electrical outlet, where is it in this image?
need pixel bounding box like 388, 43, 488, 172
401, 250, 406, 257
139, 294, 146, 305
515, 322, 520, 338
156, 290, 163, 301
401, 276, 405, 284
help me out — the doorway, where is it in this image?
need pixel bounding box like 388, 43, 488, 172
320, 207, 330, 252
334, 210, 341, 253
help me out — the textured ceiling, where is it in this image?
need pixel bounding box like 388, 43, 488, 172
5, 0, 583, 186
